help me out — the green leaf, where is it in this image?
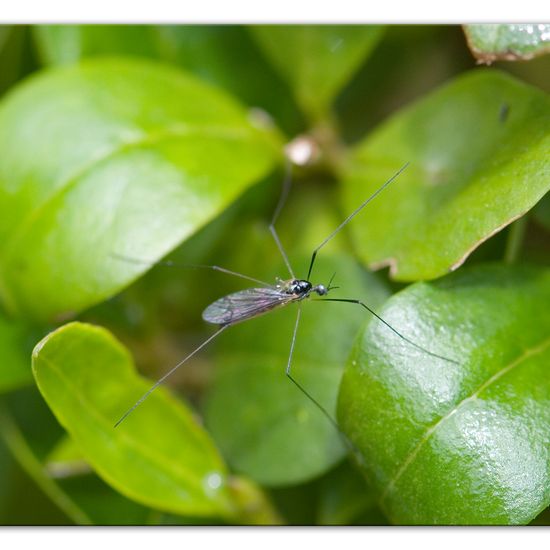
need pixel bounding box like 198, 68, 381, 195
155, 26, 305, 135
0, 26, 27, 97
32, 321, 236, 519
250, 25, 384, 121
0, 58, 282, 321
341, 70, 550, 282
338, 264, 550, 525
0, 312, 36, 393
204, 253, 390, 486
33, 25, 161, 65
33, 25, 305, 136
464, 24, 550, 64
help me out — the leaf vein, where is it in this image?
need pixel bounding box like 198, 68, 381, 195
380, 336, 550, 506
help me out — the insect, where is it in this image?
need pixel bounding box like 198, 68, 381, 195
114, 161, 457, 428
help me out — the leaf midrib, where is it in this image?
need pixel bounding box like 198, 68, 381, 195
380, 335, 550, 507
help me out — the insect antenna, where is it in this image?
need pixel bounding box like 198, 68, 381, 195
110, 253, 272, 287
114, 325, 229, 427
306, 162, 410, 280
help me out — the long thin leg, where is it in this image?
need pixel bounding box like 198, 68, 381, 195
284, 306, 341, 434
318, 298, 459, 365
285, 305, 368, 468
110, 253, 272, 287
306, 163, 410, 280
114, 324, 229, 427
269, 162, 295, 278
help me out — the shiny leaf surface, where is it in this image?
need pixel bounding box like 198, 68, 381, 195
339, 264, 550, 524
0, 58, 281, 321
32, 322, 235, 518
341, 70, 550, 281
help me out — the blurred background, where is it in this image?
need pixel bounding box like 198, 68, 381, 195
0, 25, 548, 525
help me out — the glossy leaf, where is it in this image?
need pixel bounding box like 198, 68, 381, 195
341, 70, 550, 281
32, 321, 236, 519
338, 264, 550, 524
0, 58, 281, 321
250, 25, 384, 120
204, 253, 390, 486
464, 24, 550, 64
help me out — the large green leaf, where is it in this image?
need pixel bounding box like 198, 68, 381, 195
204, 253, 389, 486
0, 58, 281, 321
341, 70, 550, 282
464, 24, 550, 64
32, 321, 237, 519
338, 264, 550, 524
33, 25, 304, 135
33, 25, 161, 64
250, 25, 384, 121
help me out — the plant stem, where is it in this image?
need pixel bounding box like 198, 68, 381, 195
504, 216, 528, 264
0, 406, 93, 525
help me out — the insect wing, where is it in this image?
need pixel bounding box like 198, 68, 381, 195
202, 287, 295, 325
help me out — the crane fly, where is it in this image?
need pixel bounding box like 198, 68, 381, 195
114, 161, 458, 429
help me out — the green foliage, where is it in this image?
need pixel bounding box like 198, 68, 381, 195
250, 25, 384, 121
464, 24, 550, 64
341, 70, 550, 281
204, 253, 389, 486
32, 322, 235, 518
339, 265, 550, 524
0, 24, 548, 526
0, 313, 35, 393
0, 58, 281, 321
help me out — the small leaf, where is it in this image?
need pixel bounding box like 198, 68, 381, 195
0, 58, 282, 321
338, 264, 550, 524
341, 69, 550, 281
464, 24, 550, 64
250, 25, 384, 120
32, 321, 236, 519
204, 253, 390, 486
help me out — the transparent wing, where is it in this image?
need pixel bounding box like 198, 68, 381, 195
202, 287, 296, 325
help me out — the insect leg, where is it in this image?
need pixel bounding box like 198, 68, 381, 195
284, 305, 342, 434
269, 161, 295, 278
285, 305, 369, 468
114, 324, 229, 427
318, 298, 459, 365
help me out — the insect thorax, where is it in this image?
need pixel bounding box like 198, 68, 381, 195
278, 279, 312, 296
